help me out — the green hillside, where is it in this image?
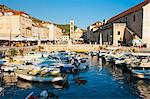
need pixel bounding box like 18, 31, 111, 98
0, 5, 11, 10
0, 5, 86, 32
57, 24, 78, 33
0, 5, 44, 24
31, 17, 44, 23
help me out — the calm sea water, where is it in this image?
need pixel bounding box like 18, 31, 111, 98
0, 56, 150, 99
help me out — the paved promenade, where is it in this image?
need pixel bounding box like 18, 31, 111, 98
40, 44, 150, 52
0, 44, 150, 53
0, 46, 37, 53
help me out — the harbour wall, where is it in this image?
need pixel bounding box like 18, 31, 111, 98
0, 44, 150, 53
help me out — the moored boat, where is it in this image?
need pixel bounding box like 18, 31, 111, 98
15, 69, 67, 82
130, 62, 150, 79
1, 65, 17, 72
114, 58, 126, 66
132, 70, 150, 79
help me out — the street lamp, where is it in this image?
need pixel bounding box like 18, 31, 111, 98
38, 32, 41, 45
8, 28, 12, 48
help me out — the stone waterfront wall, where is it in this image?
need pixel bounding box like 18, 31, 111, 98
0, 45, 150, 53
0, 46, 37, 54
40, 44, 150, 52
41, 44, 100, 52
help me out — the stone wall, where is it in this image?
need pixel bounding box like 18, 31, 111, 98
41, 44, 100, 52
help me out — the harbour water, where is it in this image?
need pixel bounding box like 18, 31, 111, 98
0, 55, 150, 99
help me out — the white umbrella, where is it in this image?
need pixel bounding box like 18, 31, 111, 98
12, 36, 27, 41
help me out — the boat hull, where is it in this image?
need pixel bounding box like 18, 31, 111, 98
15, 69, 66, 82
132, 70, 150, 79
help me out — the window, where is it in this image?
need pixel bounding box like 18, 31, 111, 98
117, 31, 120, 35
133, 15, 136, 22
125, 18, 127, 21
71, 22, 73, 25
71, 27, 74, 30
107, 34, 109, 41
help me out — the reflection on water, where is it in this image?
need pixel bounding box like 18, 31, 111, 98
2, 72, 17, 86
16, 80, 32, 89
136, 80, 150, 98
102, 59, 150, 99
1, 55, 150, 99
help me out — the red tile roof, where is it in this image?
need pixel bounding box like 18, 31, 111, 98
0, 10, 28, 15
107, 0, 150, 23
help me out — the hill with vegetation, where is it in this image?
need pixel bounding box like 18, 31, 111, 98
0, 4, 44, 24
0, 5, 86, 32
0, 5, 11, 10
57, 24, 78, 33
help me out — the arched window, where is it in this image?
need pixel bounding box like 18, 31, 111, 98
117, 31, 120, 35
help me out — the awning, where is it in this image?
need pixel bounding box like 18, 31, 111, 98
26, 37, 38, 41
0, 37, 10, 40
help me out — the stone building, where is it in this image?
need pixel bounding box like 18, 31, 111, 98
72, 28, 84, 40
92, 0, 150, 47
62, 34, 70, 41
32, 24, 49, 42
70, 19, 75, 39
43, 22, 63, 43
86, 21, 103, 44
0, 10, 32, 40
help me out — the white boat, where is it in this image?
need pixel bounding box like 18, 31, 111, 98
114, 58, 126, 65
14, 52, 49, 61
104, 55, 114, 62
15, 69, 67, 82
1, 65, 17, 72
132, 52, 150, 57
90, 51, 98, 56
98, 51, 107, 57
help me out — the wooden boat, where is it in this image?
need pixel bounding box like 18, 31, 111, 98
131, 67, 150, 79
130, 61, 150, 79
132, 70, 150, 79
15, 69, 67, 82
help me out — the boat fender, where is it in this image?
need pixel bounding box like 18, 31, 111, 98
40, 90, 48, 98
66, 70, 71, 73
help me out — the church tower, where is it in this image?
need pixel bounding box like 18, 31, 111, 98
70, 19, 74, 39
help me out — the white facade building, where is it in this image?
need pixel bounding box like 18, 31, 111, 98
0, 10, 32, 40
43, 23, 62, 42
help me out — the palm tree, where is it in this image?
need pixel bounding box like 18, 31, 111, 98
19, 49, 24, 56
9, 48, 18, 57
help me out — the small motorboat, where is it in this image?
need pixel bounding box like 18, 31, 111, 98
114, 58, 126, 66
98, 51, 107, 57
130, 62, 150, 79
15, 69, 67, 82
60, 58, 89, 73
131, 69, 150, 79
90, 51, 98, 56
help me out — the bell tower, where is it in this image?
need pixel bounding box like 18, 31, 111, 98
70, 19, 74, 39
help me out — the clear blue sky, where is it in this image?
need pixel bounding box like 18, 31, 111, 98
0, 0, 144, 29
